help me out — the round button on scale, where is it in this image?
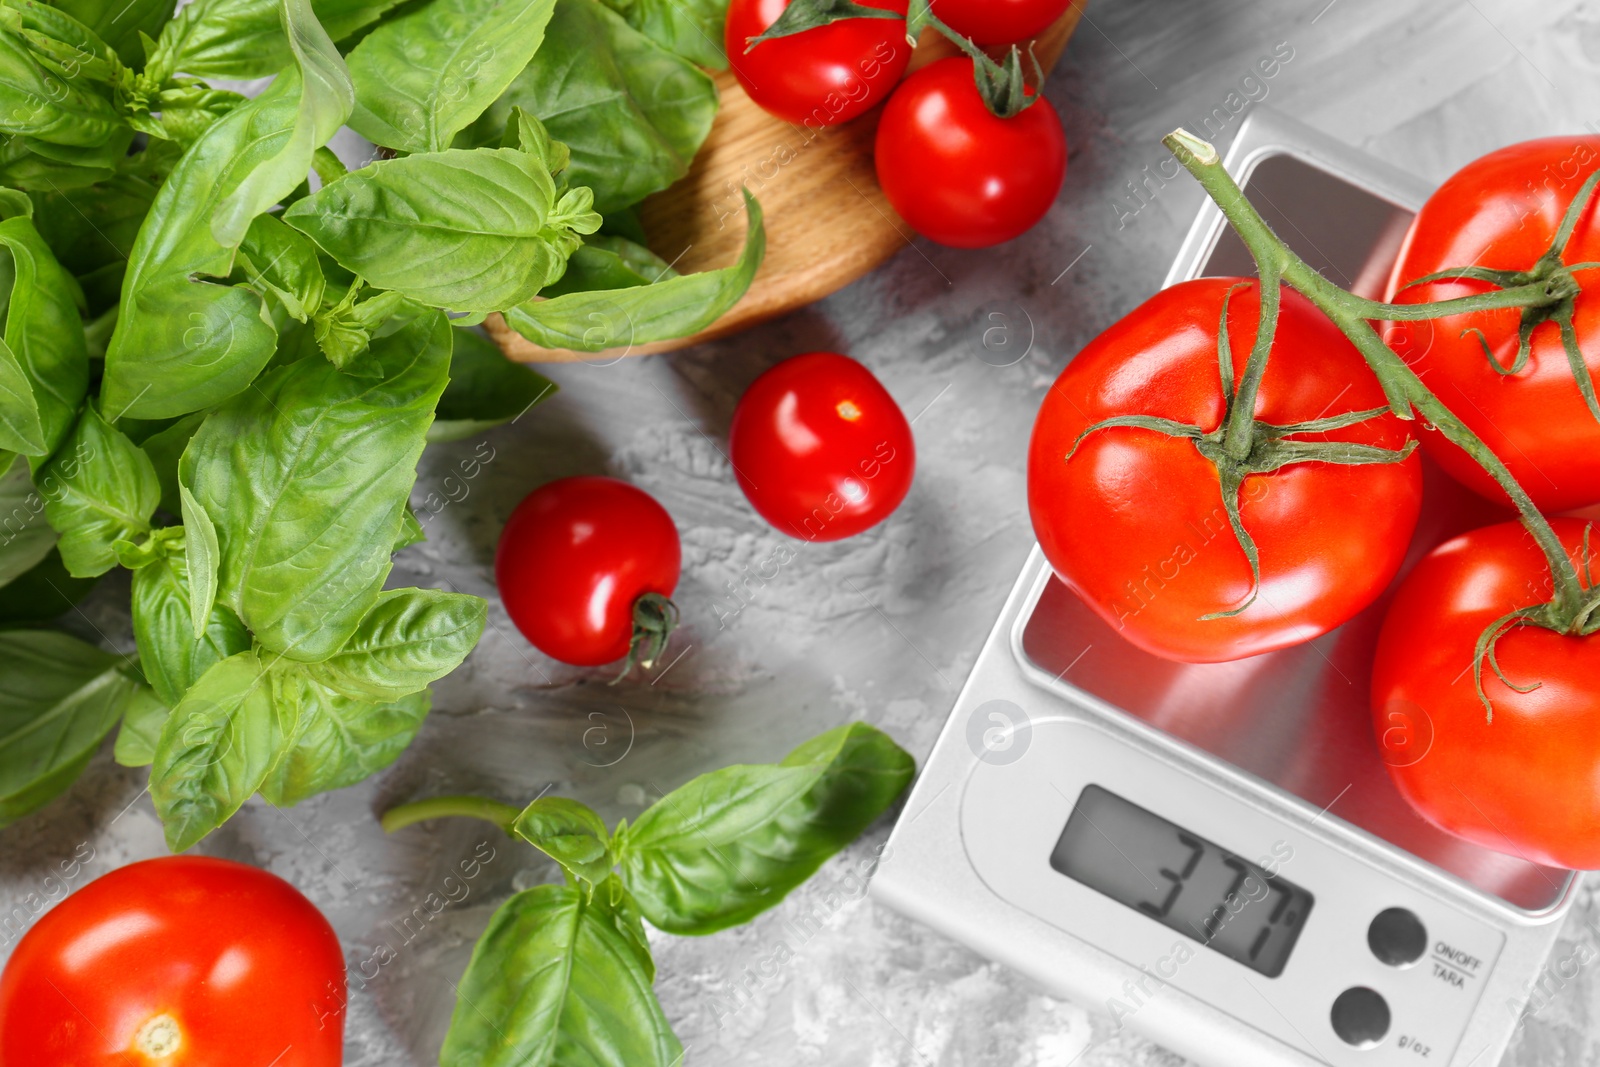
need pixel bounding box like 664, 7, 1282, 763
1368, 907, 1428, 967
1331, 986, 1391, 1048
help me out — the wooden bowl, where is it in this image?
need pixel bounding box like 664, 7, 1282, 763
487, 6, 1086, 363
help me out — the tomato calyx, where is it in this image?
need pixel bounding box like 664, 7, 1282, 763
741, 0, 902, 52
1066, 282, 1416, 620
1399, 166, 1600, 426
613, 592, 680, 682
905, 0, 1042, 117
1468, 523, 1600, 722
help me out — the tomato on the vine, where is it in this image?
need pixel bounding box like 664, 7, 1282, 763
0, 857, 344, 1067
1372, 518, 1600, 869
725, 0, 911, 127
1385, 136, 1600, 513
1028, 278, 1423, 663
875, 57, 1066, 248
497, 476, 681, 667
930, 0, 1071, 45
729, 352, 915, 541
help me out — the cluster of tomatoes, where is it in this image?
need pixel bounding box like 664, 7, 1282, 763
1029, 136, 1600, 871
725, 0, 1072, 248
496, 352, 917, 667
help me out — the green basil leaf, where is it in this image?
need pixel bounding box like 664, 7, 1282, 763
209, 0, 353, 248
140, 409, 204, 516
258, 678, 429, 806
429, 328, 554, 443
177, 484, 218, 636
440, 882, 681, 1067
459, 0, 715, 215
0, 547, 97, 625
151, 0, 396, 79
5, 0, 121, 73
149, 649, 297, 851
394, 505, 426, 550
180, 310, 450, 661
0, 133, 114, 189
301, 587, 485, 702
52, 0, 173, 67
112, 681, 170, 767
512, 797, 612, 889
285, 147, 592, 313
344, 0, 557, 154
538, 235, 677, 299
130, 533, 247, 707
619, 721, 914, 935
0, 212, 91, 465
0, 27, 123, 148
233, 213, 325, 323
0, 451, 53, 586
39, 404, 160, 578
102, 60, 346, 421
503, 189, 763, 352
30, 175, 155, 315
595, 0, 729, 70
0, 630, 137, 826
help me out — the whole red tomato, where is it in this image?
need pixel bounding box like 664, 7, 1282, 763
496, 476, 681, 666
0, 857, 344, 1066
875, 57, 1066, 248
729, 352, 914, 541
1028, 279, 1423, 663
1372, 518, 1600, 869
725, 0, 911, 127
1385, 136, 1600, 512
930, 0, 1071, 45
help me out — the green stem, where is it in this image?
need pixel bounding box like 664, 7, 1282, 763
1163, 128, 1587, 622
1223, 267, 1281, 459
380, 795, 522, 835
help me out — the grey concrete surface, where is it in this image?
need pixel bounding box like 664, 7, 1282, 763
5, 1, 1600, 1064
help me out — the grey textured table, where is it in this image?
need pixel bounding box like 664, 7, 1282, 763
5, 1, 1600, 1064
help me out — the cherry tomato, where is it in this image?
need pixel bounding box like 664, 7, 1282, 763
1028, 279, 1423, 663
725, 0, 911, 127
930, 0, 1071, 45
1372, 518, 1600, 869
0, 857, 344, 1067
1385, 136, 1600, 512
729, 352, 914, 541
875, 57, 1066, 248
496, 476, 681, 666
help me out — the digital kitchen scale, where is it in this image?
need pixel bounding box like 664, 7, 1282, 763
871, 108, 1577, 1067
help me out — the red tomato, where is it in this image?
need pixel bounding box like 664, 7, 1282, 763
875, 57, 1066, 248
0, 857, 344, 1067
1385, 136, 1600, 512
496, 476, 681, 666
725, 0, 911, 127
1028, 279, 1423, 663
1372, 518, 1600, 869
930, 0, 1071, 45
729, 352, 914, 541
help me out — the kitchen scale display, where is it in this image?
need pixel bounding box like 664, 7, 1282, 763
871, 109, 1577, 1067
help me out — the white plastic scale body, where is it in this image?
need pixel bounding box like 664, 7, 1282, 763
871, 108, 1578, 1067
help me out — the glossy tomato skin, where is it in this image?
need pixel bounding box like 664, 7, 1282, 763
1373, 519, 1600, 869
875, 57, 1066, 248
0, 857, 344, 1067
1028, 279, 1423, 663
930, 0, 1070, 45
725, 0, 911, 127
496, 476, 681, 666
1385, 136, 1600, 512
729, 353, 915, 541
